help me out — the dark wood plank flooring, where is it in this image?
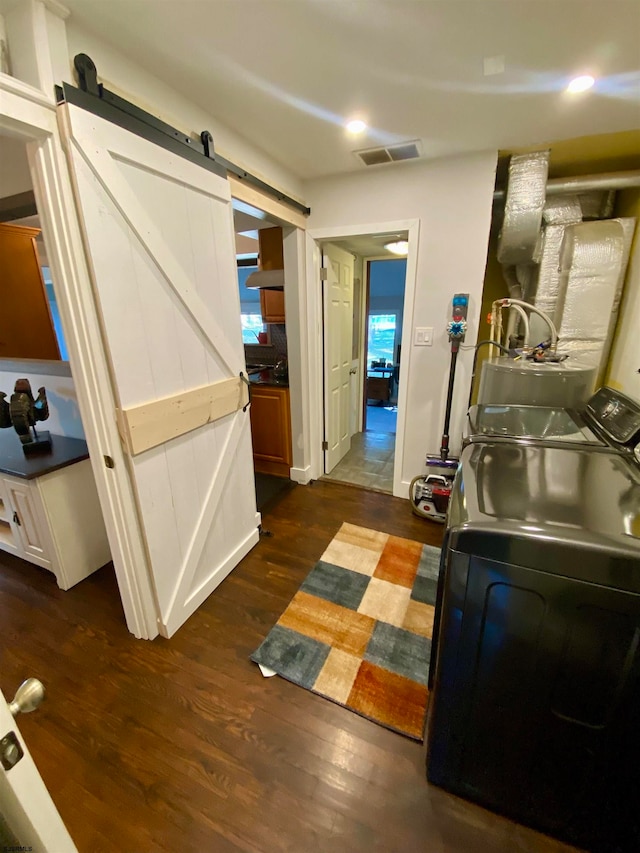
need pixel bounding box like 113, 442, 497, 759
0, 481, 580, 853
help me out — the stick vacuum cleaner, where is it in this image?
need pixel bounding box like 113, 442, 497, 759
410, 294, 469, 522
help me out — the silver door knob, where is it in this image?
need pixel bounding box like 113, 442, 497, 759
9, 679, 45, 717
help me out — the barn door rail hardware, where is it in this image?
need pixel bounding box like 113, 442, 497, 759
200, 131, 310, 216
56, 54, 310, 217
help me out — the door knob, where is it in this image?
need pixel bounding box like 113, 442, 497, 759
349, 368, 357, 375
8, 679, 45, 717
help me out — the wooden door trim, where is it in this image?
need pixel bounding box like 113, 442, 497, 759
307, 219, 421, 495
116, 376, 250, 457
362, 260, 372, 431
229, 176, 307, 230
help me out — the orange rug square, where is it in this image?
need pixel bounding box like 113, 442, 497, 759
347, 660, 429, 740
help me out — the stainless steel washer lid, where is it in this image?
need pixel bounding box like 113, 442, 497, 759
448, 442, 640, 591
465, 404, 603, 447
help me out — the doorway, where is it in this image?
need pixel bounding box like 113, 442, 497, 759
0, 131, 112, 591
363, 257, 407, 437
317, 232, 410, 494
232, 199, 297, 512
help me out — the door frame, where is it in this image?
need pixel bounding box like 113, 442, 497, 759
229, 187, 311, 485
0, 72, 158, 639
305, 219, 420, 498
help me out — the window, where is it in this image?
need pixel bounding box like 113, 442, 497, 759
241, 313, 267, 344
367, 313, 397, 366
238, 264, 266, 344
42, 267, 69, 360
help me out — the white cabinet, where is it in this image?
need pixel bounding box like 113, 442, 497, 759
0, 459, 111, 590
0, 478, 19, 555
4, 477, 52, 569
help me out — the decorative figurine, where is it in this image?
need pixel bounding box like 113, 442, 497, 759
0, 379, 52, 454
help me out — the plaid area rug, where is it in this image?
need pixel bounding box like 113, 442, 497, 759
251, 522, 441, 740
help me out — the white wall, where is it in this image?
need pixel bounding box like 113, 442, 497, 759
304, 152, 497, 486
0, 367, 84, 439
64, 22, 304, 203
0, 135, 32, 197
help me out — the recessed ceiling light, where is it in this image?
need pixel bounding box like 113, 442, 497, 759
346, 118, 367, 135
384, 240, 409, 256
566, 74, 595, 94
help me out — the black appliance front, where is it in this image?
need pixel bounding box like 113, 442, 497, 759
425, 547, 640, 852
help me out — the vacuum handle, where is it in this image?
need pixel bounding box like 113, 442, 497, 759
440, 347, 458, 460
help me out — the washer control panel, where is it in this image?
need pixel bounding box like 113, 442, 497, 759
587, 387, 640, 445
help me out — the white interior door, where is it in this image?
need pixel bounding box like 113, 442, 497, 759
323, 243, 354, 473
0, 683, 76, 852
59, 103, 259, 637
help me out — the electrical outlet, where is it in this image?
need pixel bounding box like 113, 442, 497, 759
414, 327, 433, 346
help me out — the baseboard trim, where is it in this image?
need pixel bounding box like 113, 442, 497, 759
290, 465, 312, 485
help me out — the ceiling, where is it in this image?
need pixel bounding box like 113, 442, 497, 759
62, 0, 640, 181
332, 232, 409, 258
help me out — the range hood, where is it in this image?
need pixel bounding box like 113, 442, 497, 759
245, 268, 285, 289
245, 226, 285, 289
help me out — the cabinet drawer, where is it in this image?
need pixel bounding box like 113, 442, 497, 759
4, 479, 52, 570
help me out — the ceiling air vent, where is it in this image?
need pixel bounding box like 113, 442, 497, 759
355, 140, 422, 167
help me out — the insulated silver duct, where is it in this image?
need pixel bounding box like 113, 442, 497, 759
577, 190, 616, 220
542, 195, 582, 225
497, 151, 549, 265
555, 220, 626, 369
528, 197, 584, 342
529, 225, 569, 344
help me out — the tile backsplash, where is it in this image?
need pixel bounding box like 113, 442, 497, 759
244, 324, 287, 365
269, 324, 288, 357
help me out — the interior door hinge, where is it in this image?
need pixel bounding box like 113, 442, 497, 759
322, 440, 328, 451
320, 268, 328, 281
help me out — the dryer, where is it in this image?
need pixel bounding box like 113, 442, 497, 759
426, 393, 640, 852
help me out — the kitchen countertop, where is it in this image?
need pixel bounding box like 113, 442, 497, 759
248, 369, 289, 388
0, 431, 90, 479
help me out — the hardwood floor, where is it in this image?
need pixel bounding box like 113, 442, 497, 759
0, 481, 581, 853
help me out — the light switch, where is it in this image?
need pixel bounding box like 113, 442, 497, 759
414, 327, 433, 346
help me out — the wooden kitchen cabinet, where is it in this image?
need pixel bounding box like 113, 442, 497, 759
260, 288, 285, 324
257, 226, 286, 323
0, 222, 60, 360
249, 385, 292, 477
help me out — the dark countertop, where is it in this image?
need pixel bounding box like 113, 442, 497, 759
249, 370, 289, 388
0, 431, 90, 480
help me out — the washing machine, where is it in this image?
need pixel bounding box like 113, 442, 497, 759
463, 386, 640, 455
426, 392, 640, 852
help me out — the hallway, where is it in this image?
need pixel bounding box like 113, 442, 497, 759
323, 430, 395, 493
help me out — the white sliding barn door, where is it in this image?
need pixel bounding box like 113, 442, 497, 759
59, 103, 259, 637
323, 243, 354, 473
